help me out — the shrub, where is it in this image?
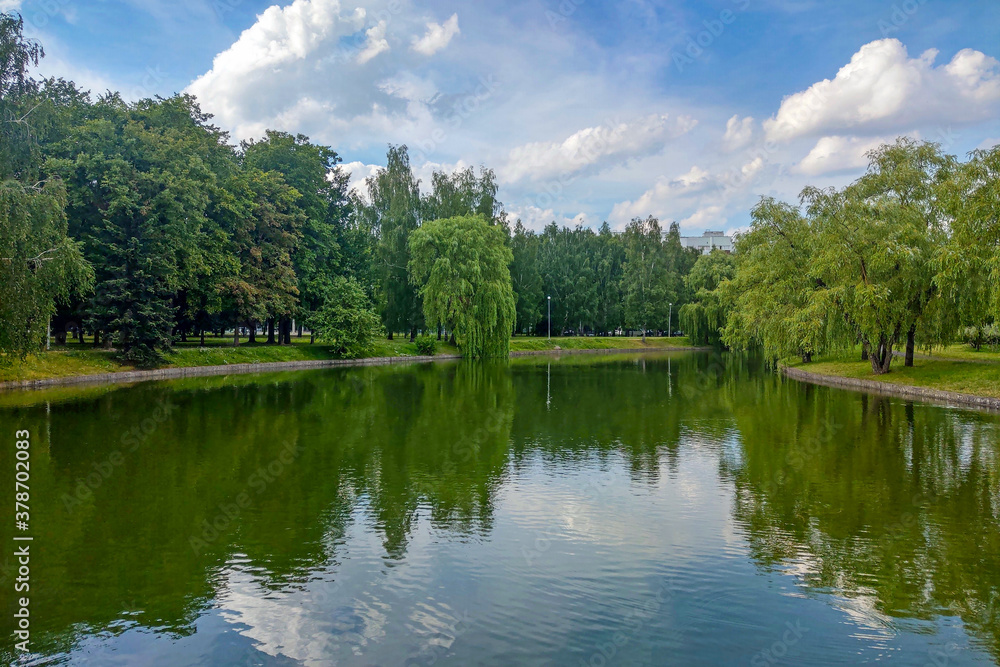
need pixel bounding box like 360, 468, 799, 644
415, 336, 436, 356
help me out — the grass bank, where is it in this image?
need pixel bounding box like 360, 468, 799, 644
785, 350, 1000, 400
0, 336, 694, 385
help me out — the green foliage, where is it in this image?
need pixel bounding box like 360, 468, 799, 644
309, 276, 383, 358
621, 216, 685, 335
363, 145, 423, 337
242, 131, 347, 327
679, 250, 734, 346
423, 166, 507, 227
414, 336, 437, 355
937, 145, 1000, 336
408, 215, 515, 358
510, 220, 543, 333
804, 138, 955, 373
721, 198, 829, 364
0, 179, 92, 361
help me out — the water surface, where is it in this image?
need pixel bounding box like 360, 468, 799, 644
1, 352, 998, 665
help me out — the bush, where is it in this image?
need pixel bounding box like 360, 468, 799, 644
415, 336, 436, 355
309, 277, 383, 358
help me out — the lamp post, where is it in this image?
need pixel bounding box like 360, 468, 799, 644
547, 296, 551, 340
668, 303, 673, 338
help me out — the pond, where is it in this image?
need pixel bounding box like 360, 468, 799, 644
0, 352, 998, 665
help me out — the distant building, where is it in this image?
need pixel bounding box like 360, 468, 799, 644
679, 230, 733, 254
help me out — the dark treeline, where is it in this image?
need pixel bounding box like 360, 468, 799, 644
0, 14, 705, 365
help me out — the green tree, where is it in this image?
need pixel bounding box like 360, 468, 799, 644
364, 145, 422, 340
216, 167, 304, 345
509, 220, 543, 333
721, 198, 830, 364
309, 276, 383, 358
621, 216, 675, 340
804, 138, 955, 373
408, 215, 515, 358
422, 166, 507, 227
0, 11, 43, 179
679, 250, 734, 346
593, 222, 625, 335
243, 131, 346, 340
0, 179, 92, 360
46, 94, 223, 364
936, 144, 1000, 347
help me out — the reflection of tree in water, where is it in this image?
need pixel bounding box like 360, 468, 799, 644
726, 385, 1000, 659
508, 353, 744, 482
0, 362, 518, 658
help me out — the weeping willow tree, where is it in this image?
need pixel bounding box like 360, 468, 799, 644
679, 250, 734, 346
719, 197, 835, 364
0, 179, 93, 361
408, 215, 515, 359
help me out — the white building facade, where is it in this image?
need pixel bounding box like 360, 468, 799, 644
679, 230, 733, 254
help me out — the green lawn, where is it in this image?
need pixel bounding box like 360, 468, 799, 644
509, 336, 694, 352
786, 350, 1000, 399
1, 335, 693, 384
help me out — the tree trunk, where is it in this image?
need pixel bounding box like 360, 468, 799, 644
283, 319, 292, 345
801, 351, 812, 363
904, 324, 916, 367
200, 330, 206, 346
267, 319, 275, 344
641, 324, 646, 343
437, 324, 442, 341
388, 331, 393, 341
409, 326, 417, 343
180, 330, 187, 343
870, 336, 893, 375
248, 322, 256, 344
310, 332, 315, 344
93, 330, 101, 348
861, 341, 869, 361
297, 322, 303, 338
449, 332, 456, 346
233, 326, 240, 346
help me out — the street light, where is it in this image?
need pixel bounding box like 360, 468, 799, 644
547, 296, 551, 340
668, 303, 673, 338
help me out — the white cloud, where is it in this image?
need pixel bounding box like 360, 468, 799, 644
794, 135, 893, 176
356, 20, 389, 64
680, 205, 724, 229
764, 39, 1000, 142
501, 114, 697, 184
723, 115, 754, 150
341, 160, 382, 199
0, 1, 22, 12
411, 14, 459, 56
510, 205, 589, 232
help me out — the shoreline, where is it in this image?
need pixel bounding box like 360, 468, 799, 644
0, 346, 710, 392
781, 365, 1000, 412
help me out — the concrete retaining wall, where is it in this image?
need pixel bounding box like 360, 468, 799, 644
782, 365, 1000, 411
0, 346, 710, 393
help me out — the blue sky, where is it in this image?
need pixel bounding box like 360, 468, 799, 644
9, 0, 1000, 233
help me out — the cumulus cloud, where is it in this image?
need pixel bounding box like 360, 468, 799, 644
723, 115, 754, 150
501, 114, 697, 184
0, 1, 22, 11
609, 166, 715, 224
764, 39, 1000, 142
510, 205, 589, 231
411, 14, 459, 56
680, 205, 724, 229
356, 20, 389, 64
794, 135, 893, 176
